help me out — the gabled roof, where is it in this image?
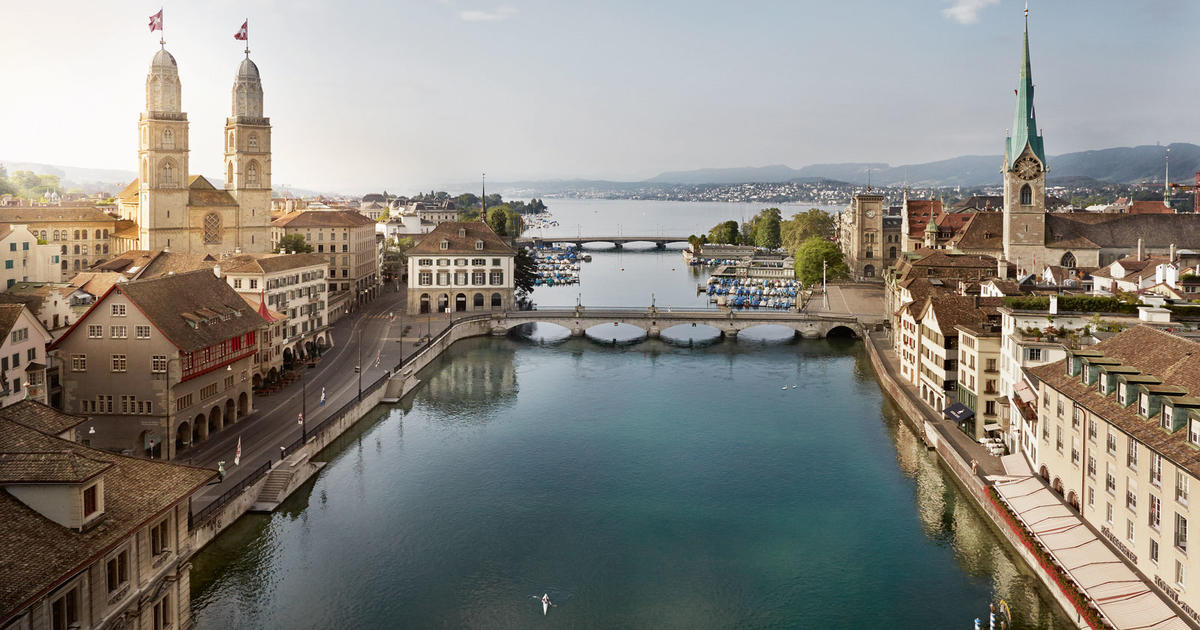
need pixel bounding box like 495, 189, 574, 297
0, 304, 26, 340
952, 211, 1004, 251
1046, 213, 1200, 249
0, 451, 111, 484
409, 221, 515, 255
221, 253, 329, 275
0, 400, 88, 436
0, 207, 116, 224
52, 269, 266, 354
0, 417, 214, 624
115, 178, 139, 202
187, 176, 238, 207
68, 272, 126, 297
904, 199, 944, 238
1129, 200, 1174, 215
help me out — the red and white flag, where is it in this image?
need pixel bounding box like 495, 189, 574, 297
234, 436, 242, 466
234, 20, 248, 41
149, 9, 163, 32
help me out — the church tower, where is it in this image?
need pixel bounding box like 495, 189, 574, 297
1002, 7, 1048, 271
224, 55, 273, 253
138, 48, 190, 250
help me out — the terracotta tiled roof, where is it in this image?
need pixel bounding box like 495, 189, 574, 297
1129, 200, 1175, 215
115, 178, 139, 202
0, 305, 26, 340
222, 253, 329, 274
53, 269, 266, 354
0, 417, 214, 623
272, 210, 375, 228
921, 295, 1003, 335
139, 253, 219, 279
0, 400, 88, 436
409, 221, 515, 255
1031, 326, 1200, 473
905, 199, 943, 238
68, 272, 126, 296
0, 207, 116, 224
952, 211, 1003, 251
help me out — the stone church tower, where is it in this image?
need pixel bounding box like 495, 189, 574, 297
138, 48, 190, 250
1001, 11, 1048, 272
224, 56, 273, 252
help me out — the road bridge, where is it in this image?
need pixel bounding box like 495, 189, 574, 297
516, 235, 690, 249
487, 307, 868, 340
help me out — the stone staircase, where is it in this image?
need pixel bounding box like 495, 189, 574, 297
255, 468, 294, 505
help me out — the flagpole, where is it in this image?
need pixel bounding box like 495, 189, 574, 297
245, 18, 250, 57
160, 7, 165, 48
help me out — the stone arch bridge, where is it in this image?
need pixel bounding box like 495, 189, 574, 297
489, 307, 865, 340
516, 236, 690, 250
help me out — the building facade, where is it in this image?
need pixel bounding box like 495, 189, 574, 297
0, 225, 61, 287
0, 208, 122, 280
406, 222, 516, 315
271, 210, 380, 304
221, 253, 331, 363
836, 192, 899, 279
0, 304, 53, 407
51, 270, 264, 460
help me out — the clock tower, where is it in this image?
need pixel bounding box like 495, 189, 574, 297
1002, 8, 1047, 270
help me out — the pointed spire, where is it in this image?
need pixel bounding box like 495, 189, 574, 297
257, 289, 274, 322
1006, 3, 1046, 170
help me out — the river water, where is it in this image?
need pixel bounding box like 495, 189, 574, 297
189, 201, 1071, 628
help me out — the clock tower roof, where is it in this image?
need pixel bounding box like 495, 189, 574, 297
1006, 8, 1046, 171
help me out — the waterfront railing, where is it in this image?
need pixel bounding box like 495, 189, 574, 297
189, 460, 272, 530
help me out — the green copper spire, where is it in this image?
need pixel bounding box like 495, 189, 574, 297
1006, 7, 1046, 171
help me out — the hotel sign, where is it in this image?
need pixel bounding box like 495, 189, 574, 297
1154, 575, 1200, 624
1100, 526, 1137, 564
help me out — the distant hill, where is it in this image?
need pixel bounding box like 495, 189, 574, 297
643, 143, 1198, 187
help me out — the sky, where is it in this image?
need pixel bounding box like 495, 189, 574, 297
2, 0, 1197, 194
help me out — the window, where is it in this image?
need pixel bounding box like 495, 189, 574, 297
1177, 472, 1190, 505
1178, 560, 1187, 588
87, 324, 102, 338
1106, 502, 1114, 525
1164, 405, 1174, 431
250, 279, 258, 289
1127, 438, 1139, 469
160, 160, 176, 186
472, 258, 486, 266
419, 258, 433, 266
1088, 486, 1095, 508
106, 549, 129, 593
1107, 432, 1117, 455
200, 383, 218, 399
175, 393, 193, 411
1191, 420, 1200, 446
472, 270, 486, 285
1071, 437, 1080, 465
1087, 455, 1096, 478
1072, 405, 1081, 429
151, 518, 170, 555
1151, 539, 1160, 564
152, 355, 167, 373
1089, 418, 1097, 441
490, 270, 504, 285
247, 161, 259, 186
1020, 184, 1032, 205
1118, 385, 1127, 406
1152, 453, 1163, 486
418, 271, 432, 286
1127, 479, 1138, 512
1127, 519, 1135, 543
1057, 398, 1064, 418
50, 587, 79, 630
1056, 425, 1063, 452
475, 240, 484, 250
111, 303, 126, 317
436, 271, 450, 285
83, 484, 97, 516
153, 593, 172, 630
137, 325, 151, 339
111, 354, 127, 372
1151, 495, 1162, 530
233, 278, 242, 289
439, 240, 448, 251
437, 258, 450, 266
1177, 513, 1189, 552
10, 327, 26, 343
454, 271, 467, 286
71, 354, 86, 372
1106, 469, 1116, 494
1140, 393, 1150, 417
203, 213, 222, 244
110, 325, 127, 339
1028, 347, 1042, 361
27, 347, 35, 361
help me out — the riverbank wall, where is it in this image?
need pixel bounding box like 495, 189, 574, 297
188, 315, 497, 552
862, 331, 1089, 629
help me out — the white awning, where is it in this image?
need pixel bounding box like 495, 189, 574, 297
983, 423, 1002, 433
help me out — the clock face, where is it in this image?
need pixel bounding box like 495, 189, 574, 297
1015, 155, 1041, 181
866, 210, 876, 219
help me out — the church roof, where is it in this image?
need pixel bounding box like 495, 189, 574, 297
187, 176, 238, 207
150, 48, 178, 73
1006, 11, 1046, 170
1046, 213, 1200, 250
1129, 200, 1175, 215
237, 57, 260, 81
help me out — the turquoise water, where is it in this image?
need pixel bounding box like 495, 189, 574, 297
190, 336, 1069, 629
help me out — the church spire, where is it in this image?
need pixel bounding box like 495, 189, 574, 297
1006, 3, 1046, 171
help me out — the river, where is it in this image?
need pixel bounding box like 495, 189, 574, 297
188, 200, 1070, 628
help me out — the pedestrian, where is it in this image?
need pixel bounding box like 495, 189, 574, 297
217, 460, 226, 482
320, 387, 326, 406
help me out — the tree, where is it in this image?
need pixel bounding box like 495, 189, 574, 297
513, 248, 537, 299
780, 208, 835, 254
382, 237, 414, 282
274, 233, 313, 253
708, 220, 740, 245
455, 193, 479, 209
794, 237, 848, 286
756, 212, 781, 249
487, 206, 510, 236
376, 207, 390, 222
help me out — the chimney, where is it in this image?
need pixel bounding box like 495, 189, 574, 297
212, 264, 221, 278
1137, 238, 1144, 260
1170, 243, 1177, 263
1049, 295, 1059, 315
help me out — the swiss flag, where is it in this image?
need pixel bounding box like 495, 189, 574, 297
234, 20, 248, 41
148, 9, 163, 32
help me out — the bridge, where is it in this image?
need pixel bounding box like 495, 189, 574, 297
486, 307, 868, 341
516, 235, 690, 249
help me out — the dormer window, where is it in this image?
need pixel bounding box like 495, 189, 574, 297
1191, 419, 1200, 445
1164, 405, 1174, 432
1140, 393, 1150, 417
439, 240, 449, 251
1118, 384, 1127, 405
83, 483, 99, 518
475, 240, 484, 250
458, 228, 467, 238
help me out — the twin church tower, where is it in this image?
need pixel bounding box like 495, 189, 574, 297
116, 46, 273, 254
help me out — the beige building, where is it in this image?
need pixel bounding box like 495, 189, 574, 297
0, 304, 53, 407
111, 48, 273, 255
406, 221, 516, 315
1031, 327, 1200, 623
836, 192, 900, 280
240, 294, 286, 388
912, 296, 1001, 414
220, 253, 331, 363
0, 224, 61, 287
271, 210, 380, 304
51, 269, 265, 460
954, 321, 1004, 439
0, 207, 123, 280
0, 404, 213, 630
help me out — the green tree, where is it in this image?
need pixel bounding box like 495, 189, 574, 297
382, 237, 414, 282
780, 209, 835, 254
487, 206, 510, 236
794, 237, 847, 286
756, 212, 782, 249
376, 207, 390, 222
0, 178, 15, 197
274, 233, 313, 253
513, 248, 537, 299
10, 171, 39, 192
707, 220, 740, 244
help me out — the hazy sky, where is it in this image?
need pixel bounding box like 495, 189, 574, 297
2, 0, 1196, 194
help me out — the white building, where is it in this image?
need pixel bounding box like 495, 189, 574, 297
0, 224, 62, 288
406, 221, 515, 315
220, 252, 332, 361
0, 303, 54, 407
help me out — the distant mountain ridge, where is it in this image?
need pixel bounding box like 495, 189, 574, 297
644, 143, 1198, 187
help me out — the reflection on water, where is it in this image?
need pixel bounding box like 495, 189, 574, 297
882, 397, 1069, 629
190, 337, 1070, 629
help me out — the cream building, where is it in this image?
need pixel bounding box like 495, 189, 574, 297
271, 210, 380, 304
954, 321, 1004, 439
0, 225, 61, 287
51, 269, 265, 460
1032, 327, 1200, 623
113, 48, 273, 255
0, 207, 123, 280
406, 221, 516, 315
0, 405, 213, 630
836, 192, 900, 280
220, 253, 331, 364
0, 304, 53, 407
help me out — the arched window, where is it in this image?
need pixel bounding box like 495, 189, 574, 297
1060, 252, 1077, 269
203, 213, 222, 244
162, 128, 175, 149
52, 230, 59, 241
161, 160, 176, 186
102, 230, 108, 239
226, 162, 234, 186
228, 131, 235, 150
473, 293, 484, 308
72, 260, 80, 271
73, 230, 80, 240
246, 161, 259, 187
248, 133, 258, 150
94, 229, 101, 240
1020, 184, 1032, 205
491, 292, 502, 308
864, 264, 875, 278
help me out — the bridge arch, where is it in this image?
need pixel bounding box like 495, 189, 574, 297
825, 325, 859, 339
659, 322, 722, 346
